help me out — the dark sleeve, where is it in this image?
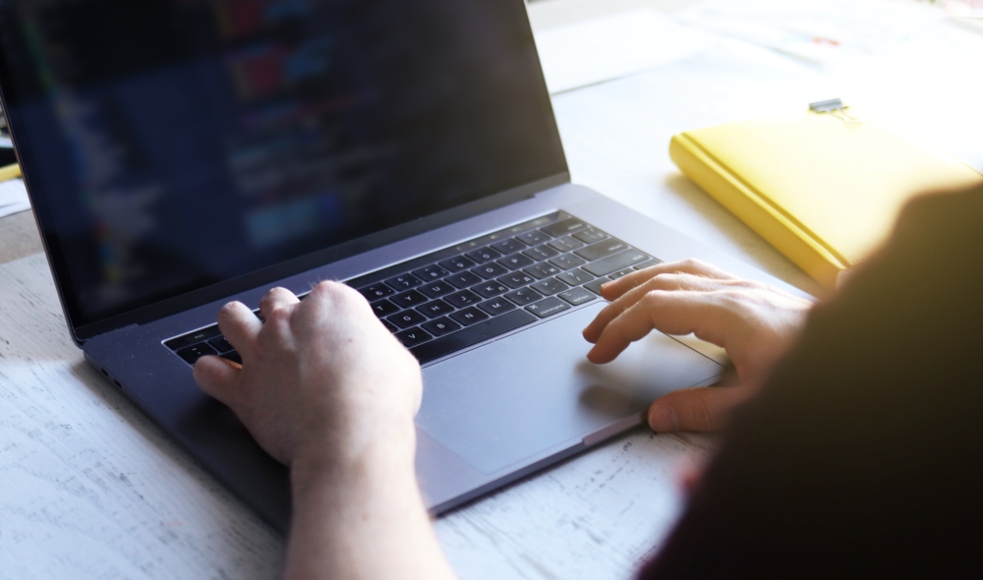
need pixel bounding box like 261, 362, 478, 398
641, 186, 983, 579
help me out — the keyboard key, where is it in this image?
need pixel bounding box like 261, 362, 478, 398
450, 307, 489, 326
388, 310, 429, 329
439, 255, 476, 273
477, 297, 517, 316
358, 283, 395, 302
584, 279, 609, 296
504, 287, 543, 306
165, 325, 222, 351
575, 239, 630, 261
471, 262, 509, 280
421, 317, 461, 337
498, 272, 535, 289
497, 253, 534, 270
410, 309, 536, 364
381, 319, 399, 333
530, 277, 568, 296
526, 297, 571, 318
490, 238, 526, 255
176, 342, 218, 365
417, 300, 455, 318
541, 217, 588, 237
221, 350, 242, 365
548, 236, 586, 253
522, 244, 559, 261
444, 289, 481, 308
371, 299, 400, 318
385, 274, 423, 291
582, 250, 651, 277
550, 253, 586, 271
559, 287, 596, 306
412, 265, 450, 281
516, 229, 550, 246
418, 280, 456, 298
391, 289, 429, 308
608, 268, 636, 281
446, 271, 482, 289
524, 262, 561, 280
634, 258, 663, 270
465, 247, 502, 263
396, 327, 433, 348
557, 268, 595, 287
472, 281, 510, 299
208, 336, 235, 354
573, 228, 609, 244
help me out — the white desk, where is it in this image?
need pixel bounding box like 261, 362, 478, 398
2, 1, 982, 578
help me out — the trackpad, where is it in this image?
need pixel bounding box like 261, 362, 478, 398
416, 304, 723, 474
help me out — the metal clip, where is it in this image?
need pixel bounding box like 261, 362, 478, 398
809, 98, 862, 125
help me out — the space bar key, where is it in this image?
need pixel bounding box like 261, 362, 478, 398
409, 309, 537, 364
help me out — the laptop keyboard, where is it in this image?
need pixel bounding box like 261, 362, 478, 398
163, 211, 661, 366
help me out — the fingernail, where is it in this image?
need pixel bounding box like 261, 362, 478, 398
649, 405, 678, 432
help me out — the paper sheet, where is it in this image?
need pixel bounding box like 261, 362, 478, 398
0, 178, 31, 218
942, 0, 983, 17
676, 0, 944, 67
533, 8, 716, 95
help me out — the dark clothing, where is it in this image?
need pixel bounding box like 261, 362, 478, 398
643, 186, 983, 579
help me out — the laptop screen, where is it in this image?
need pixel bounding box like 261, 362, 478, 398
0, 0, 566, 331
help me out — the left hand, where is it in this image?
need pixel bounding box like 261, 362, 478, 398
192, 282, 423, 470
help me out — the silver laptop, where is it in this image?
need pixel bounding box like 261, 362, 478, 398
0, 0, 752, 530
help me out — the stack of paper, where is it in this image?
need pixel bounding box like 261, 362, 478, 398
0, 179, 31, 218
676, 0, 943, 67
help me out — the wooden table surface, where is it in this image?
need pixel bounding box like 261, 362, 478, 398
2, 1, 981, 578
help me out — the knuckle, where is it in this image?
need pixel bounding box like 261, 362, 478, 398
692, 392, 717, 430
310, 280, 342, 300
218, 301, 240, 317
642, 288, 669, 304
643, 273, 682, 292
267, 306, 292, 324
677, 257, 704, 271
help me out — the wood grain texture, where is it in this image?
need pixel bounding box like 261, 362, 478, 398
0, 209, 43, 266
0, 250, 715, 580
5, 0, 977, 576
0, 254, 284, 579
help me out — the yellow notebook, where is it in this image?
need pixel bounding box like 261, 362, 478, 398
669, 107, 983, 289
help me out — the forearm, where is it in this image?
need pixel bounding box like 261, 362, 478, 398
283, 427, 456, 580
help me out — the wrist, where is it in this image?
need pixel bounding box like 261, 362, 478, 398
290, 416, 418, 499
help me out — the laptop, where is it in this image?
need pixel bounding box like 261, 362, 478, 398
0, 0, 781, 531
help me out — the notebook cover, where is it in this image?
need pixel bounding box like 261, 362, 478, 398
669, 109, 983, 289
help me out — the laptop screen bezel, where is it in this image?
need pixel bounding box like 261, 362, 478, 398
0, 1, 571, 345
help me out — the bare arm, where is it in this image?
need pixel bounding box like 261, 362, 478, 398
193, 282, 455, 580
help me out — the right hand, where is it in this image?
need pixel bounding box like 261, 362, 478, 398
582, 259, 813, 433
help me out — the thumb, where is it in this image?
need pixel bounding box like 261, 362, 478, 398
193, 355, 241, 408
647, 386, 750, 433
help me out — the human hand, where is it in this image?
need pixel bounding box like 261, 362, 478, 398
192, 282, 423, 470
582, 259, 812, 432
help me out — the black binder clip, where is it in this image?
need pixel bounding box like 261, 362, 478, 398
809, 98, 861, 125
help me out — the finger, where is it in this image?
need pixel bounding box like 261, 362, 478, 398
296, 281, 374, 335
647, 385, 750, 432
258, 287, 301, 331
193, 355, 241, 408
217, 301, 263, 357
584, 271, 724, 344
599, 258, 737, 302
587, 290, 736, 363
